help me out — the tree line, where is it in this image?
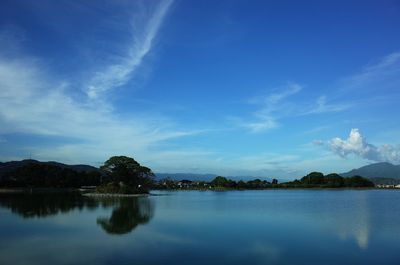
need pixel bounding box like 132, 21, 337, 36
155, 172, 374, 190
0, 163, 102, 188
0, 156, 374, 194
0, 156, 155, 194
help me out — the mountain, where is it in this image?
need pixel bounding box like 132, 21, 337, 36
0, 159, 100, 179
155, 173, 271, 182
341, 162, 400, 179
368, 177, 400, 186
155, 173, 218, 182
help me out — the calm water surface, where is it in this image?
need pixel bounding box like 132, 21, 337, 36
0, 190, 399, 265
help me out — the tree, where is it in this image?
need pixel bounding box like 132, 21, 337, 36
324, 173, 345, 188
211, 176, 230, 187
301, 172, 324, 186
100, 156, 155, 193
246, 179, 267, 189
344, 175, 374, 188
237, 180, 247, 189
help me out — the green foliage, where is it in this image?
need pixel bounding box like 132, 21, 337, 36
0, 163, 101, 188
237, 180, 247, 189
284, 172, 374, 188
246, 179, 270, 189
154, 176, 273, 190
324, 173, 345, 188
344, 175, 375, 187
301, 172, 325, 186
211, 176, 229, 187
99, 156, 154, 194
157, 178, 178, 189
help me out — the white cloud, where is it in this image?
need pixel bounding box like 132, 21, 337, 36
346, 52, 400, 89
234, 82, 353, 133
234, 82, 302, 133
329, 129, 400, 164
312, 140, 324, 146
0, 1, 204, 167
238, 51, 400, 134
304, 95, 351, 114
0, 53, 197, 163
86, 0, 174, 99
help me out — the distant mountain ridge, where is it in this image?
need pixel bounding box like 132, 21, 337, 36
154, 173, 217, 181
0, 161, 263, 182
3, 160, 398, 184
340, 162, 400, 179
0, 159, 100, 179
154, 173, 270, 182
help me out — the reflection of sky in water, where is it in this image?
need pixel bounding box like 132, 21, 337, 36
0, 190, 400, 265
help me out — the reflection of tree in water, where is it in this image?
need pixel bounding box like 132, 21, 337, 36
0, 193, 94, 218
96, 197, 154, 235
0, 193, 154, 235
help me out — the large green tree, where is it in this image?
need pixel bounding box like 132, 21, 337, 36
301, 172, 325, 186
211, 176, 229, 187
100, 156, 154, 193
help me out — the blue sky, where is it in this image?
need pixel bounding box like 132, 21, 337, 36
1, 0, 400, 179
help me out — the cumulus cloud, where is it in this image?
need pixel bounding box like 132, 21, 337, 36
329, 129, 400, 164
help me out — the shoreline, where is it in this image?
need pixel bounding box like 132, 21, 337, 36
83, 192, 149, 197
0, 187, 396, 195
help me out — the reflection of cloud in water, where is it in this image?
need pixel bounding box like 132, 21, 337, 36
337, 199, 370, 249
249, 242, 282, 260
321, 192, 370, 250
224, 241, 283, 265
0, 228, 196, 265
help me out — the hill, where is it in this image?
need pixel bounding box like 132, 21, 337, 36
341, 162, 400, 179
0, 159, 100, 179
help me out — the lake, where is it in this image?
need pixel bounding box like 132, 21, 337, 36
0, 190, 399, 265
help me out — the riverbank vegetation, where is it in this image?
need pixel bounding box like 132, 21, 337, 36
154, 172, 374, 190
0, 156, 154, 194
0, 156, 375, 193
0, 162, 101, 188
96, 156, 154, 194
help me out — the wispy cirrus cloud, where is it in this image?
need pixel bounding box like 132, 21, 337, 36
303, 95, 351, 115
232, 82, 302, 133
345, 52, 400, 90
0, 0, 203, 166
232, 83, 350, 133
0, 49, 196, 163
234, 51, 400, 135
334, 51, 400, 107
86, 0, 174, 99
